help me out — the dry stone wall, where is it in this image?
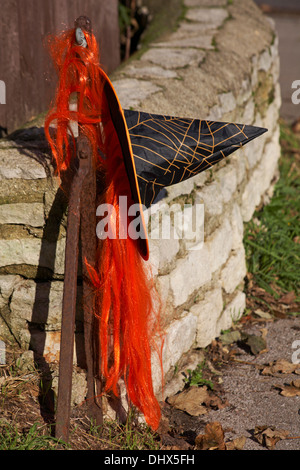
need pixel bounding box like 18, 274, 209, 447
0, 0, 281, 407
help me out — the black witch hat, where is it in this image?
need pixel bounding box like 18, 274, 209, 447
103, 71, 267, 260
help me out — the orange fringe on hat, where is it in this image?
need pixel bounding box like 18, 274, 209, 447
44, 28, 163, 430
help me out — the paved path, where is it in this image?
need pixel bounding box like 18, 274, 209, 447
254, 0, 300, 123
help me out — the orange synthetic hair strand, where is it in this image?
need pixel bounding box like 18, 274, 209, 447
44, 27, 163, 430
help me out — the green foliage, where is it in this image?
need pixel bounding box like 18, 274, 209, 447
184, 361, 214, 389
0, 422, 66, 450
92, 409, 160, 450
244, 122, 300, 300
118, 2, 131, 32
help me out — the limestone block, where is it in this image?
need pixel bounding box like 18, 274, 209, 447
220, 246, 247, 294
0, 202, 44, 227
241, 99, 255, 125
10, 279, 64, 329
0, 148, 47, 180
169, 242, 211, 307
230, 203, 244, 250
205, 218, 233, 274
216, 165, 237, 204
147, 201, 182, 273
125, 63, 178, 79
142, 48, 205, 70
263, 98, 280, 135
184, 0, 227, 6
0, 237, 66, 275
218, 92, 236, 115
251, 55, 259, 89
206, 104, 223, 122
185, 8, 228, 28
152, 311, 197, 390
190, 287, 223, 348
258, 48, 273, 73
241, 171, 261, 222
30, 330, 62, 363
176, 22, 216, 36
154, 35, 214, 50
165, 174, 200, 201
217, 291, 246, 333
241, 129, 280, 221
180, 203, 205, 251
0, 274, 22, 310
236, 78, 253, 108
230, 151, 247, 186
52, 368, 87, 405
112, 78, 161, 108
148, 236, 180, 275
258, 128, 281, 191
196, 181, 223, 217
155, 274, 171, 310
243, 129, 264, 169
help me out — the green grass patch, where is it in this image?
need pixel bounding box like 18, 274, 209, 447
244, 121, 300, 300
0, 421, 66, 450
184, 361, 214, 390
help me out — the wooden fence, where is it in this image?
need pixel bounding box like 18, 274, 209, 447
0, 0, 120, 133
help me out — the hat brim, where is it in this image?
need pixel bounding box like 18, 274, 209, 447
101, 71, 150, 261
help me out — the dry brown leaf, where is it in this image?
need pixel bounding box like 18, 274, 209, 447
167, 386, 209, 416
254, 309, 272, 319
292, 117, 300, 134
242, 332, 267, 355
279, 291, 296, 305
204, 394, 229, 411
225, 436, 246, 450
254, 425, 289, 450
276, 379, 300, 397
261, 358, 300, 376
195, 422, 226, 450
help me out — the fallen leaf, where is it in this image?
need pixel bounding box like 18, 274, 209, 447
162, 446, 181, 450
276, 379, 300, 397
241, 332, 267, 355
254, 309, 273, 319
254, 425, 289, 450
225, 436, 246, 450
195, 422, 226, 450
261, 358, 300, 376
279, 291, 296, 305
167, 386, 209, 416
292, 118, 300, 134
204, 394, 229, 411
220, 330, 241, 345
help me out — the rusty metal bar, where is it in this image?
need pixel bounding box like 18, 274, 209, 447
55, 154, 88, 442
80, 135, 103, 426
55, 16, 103, 442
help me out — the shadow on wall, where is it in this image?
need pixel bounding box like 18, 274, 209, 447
7, 126, 86, 424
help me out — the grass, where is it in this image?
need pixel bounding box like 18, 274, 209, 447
184, 361, 214, 390
0, 347, 160, 450
0, 422, 65, 450
94, 411, 160, 450
244, 120, 300, 301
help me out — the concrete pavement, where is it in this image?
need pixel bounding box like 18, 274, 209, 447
254, 0, 300, 123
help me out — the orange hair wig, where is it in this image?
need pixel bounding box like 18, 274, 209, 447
44, 27, 162, 430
